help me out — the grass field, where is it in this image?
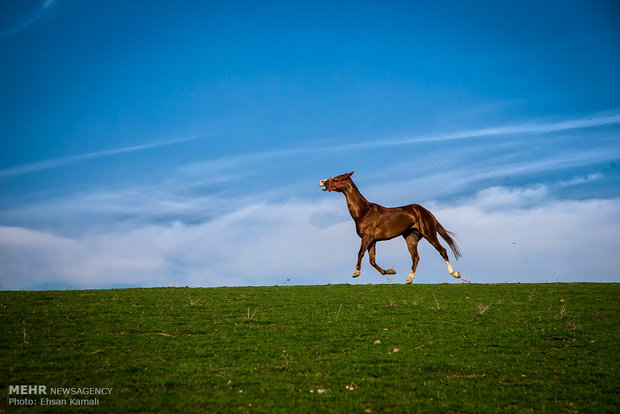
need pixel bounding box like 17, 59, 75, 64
1, 283, 618, 413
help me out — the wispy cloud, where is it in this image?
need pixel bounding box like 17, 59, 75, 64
174, 123, 615, 210
323, 111, 620, 151
178, 111, 620, 171
0, 133, 214, 179
364, 147, 614, 206
0, 0, 56, 40
2, 111, 617, 180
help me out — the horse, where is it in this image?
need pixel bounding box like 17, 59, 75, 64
318, 171, 461, 284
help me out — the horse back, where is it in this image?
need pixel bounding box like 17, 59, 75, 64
362, 203, 431, 240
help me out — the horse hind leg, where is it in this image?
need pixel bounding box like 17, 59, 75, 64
368, 242, 396, 276
404, 232, 421, 284
445, 260, 461, 278
425, 233, 461, 279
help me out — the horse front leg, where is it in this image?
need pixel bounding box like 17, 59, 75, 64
353, 238, 372, 278
368, 242, 396, 276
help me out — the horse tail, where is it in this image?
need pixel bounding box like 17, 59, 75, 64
436, 221, 462, 260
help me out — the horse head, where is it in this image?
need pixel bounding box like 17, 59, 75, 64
318, 171, 354, 192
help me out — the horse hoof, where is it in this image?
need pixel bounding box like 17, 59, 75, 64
386, 268, 396, 275
406, 279, 413, 284
352, 270, 360, 278
453, 272, 461, 278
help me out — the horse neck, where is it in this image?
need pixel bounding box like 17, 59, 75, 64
343, 180, 370, 221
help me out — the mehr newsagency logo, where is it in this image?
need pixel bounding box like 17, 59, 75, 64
8, 385, 112, 407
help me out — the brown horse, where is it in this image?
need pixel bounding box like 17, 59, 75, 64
319, 171, 461, 283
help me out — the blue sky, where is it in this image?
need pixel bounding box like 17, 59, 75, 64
0, 1, 619, 289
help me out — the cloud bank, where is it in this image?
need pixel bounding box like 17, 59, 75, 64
1, 184, 618, 290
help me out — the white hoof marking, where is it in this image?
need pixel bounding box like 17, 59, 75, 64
406, 270, 415, 284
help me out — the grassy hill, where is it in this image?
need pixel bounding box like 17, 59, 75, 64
1, 283, 618, 413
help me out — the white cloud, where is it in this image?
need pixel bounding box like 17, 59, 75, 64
466, 185, 550, 210
429, 193, 620, 283
0, 199, 358, 289
557, 173, 604, 187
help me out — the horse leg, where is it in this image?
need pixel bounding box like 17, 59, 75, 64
368, 242, 396, 276
425, 233, 461, 279
353, 238, 372, 278
404, 233, 421, 284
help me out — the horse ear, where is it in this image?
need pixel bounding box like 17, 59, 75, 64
348, 171, 354, 177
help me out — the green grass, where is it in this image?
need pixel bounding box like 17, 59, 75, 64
1, 283, 619, 413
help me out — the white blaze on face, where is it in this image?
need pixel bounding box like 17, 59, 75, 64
319, 179, 326, 187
